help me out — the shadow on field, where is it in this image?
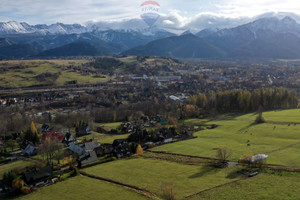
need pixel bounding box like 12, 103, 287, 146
238, 122, 259, 132
226, 170, 243, 179
189, 166, 221, 178
212, 113, 245, 121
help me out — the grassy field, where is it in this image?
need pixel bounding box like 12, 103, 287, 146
189, 173, 300, 200
237, 109, 300, 123
0, 60, 108, 88
76, 131, 129, 144
55, 71, 108, 85
95, 122, 122, 129
266, 144, 300, 167
3, 109, 300, 199
0, 60, 89, 66
0, 160, 35, 178
82, 158, 241, 199
19, 176, 147, 200
99, 134, 129, 144
153, 109, 300, 167
76, 122, 126, 144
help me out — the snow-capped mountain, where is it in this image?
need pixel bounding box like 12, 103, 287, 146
0, 21, 30, 34
0, 21, 174, 49
91, 28, 175, 49
2, 13, 300, 59
0, 21, 87, 35
1, 12, 300, 36
37, 23, 87, 35
180, 30, 193, 36
196, 28, 220, 38
215, 16, 300, 38
203, 16, 300, 58
208, 17, 300, 45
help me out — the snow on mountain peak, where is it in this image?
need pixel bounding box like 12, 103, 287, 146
0, 21, 88, 35
0, 21, 29, 34
281, 16, 297, 25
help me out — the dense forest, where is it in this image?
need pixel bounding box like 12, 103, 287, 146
188, 88, 298, 114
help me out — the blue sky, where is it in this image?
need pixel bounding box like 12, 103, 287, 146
0, 0, 299, 24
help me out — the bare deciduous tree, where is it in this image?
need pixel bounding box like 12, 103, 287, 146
39, 136, 64, 166
216, 147, 232, 168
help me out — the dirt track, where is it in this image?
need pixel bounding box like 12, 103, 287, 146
80, 171, 158, 199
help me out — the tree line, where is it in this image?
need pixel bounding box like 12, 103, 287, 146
188, 87, 298, 113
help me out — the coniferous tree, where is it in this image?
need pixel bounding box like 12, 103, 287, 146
24, 121, 39, 144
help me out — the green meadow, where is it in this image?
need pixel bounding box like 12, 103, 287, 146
5, 109, 300, 199
19, 176, 147, 200
0, 60, 108, 88
154, 109, 300, 167
76, 122, 127, 144
82, 158, 241, 199
189, 173, 300, 200
237, 109, 300, 123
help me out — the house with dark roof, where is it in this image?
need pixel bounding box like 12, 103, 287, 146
112, 139, 127, 147
22, 143, 37, 156
23, 166, 53, 187
63, 133, 76, 145
77, 151, 98, 168
120, 122, 133, 134
159, 132, 174, 143
68, 143, 84, 156
76, 126, 91, 137
83, 141, 103, 155
68, 141, 101, 167
112, 139, 131, 158
19, 140, 32, 150
42, 124, 52, 133
84, 141, 100, 151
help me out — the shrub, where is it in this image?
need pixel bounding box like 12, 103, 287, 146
62, 156, 74, 166
136, 144, 144, 156
12, 178, 24, 191
160, 182, 176, 200
3, 171, 17, 187
239, 154, 254, 165
167, 117, 178, 127
58, 175, 64, 181
129, 143, 138, 153
71, 166, 79, 176
255, 114, 265, 124
21, 186, 32, 195
255, 108, 265, 124
239, 154, 267, 169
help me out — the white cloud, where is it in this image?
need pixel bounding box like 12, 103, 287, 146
163, 20, 175, 25
1, 0, 300, 32
216, 0, 300, 17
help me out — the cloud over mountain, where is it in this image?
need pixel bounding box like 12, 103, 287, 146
1, 0, 300, 33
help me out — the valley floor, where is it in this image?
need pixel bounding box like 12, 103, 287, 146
14, 109, 300, 200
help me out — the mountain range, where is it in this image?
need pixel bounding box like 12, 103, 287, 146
123, 34, 225, 58
0, 21, 87, 35
1, 15, 300, 59
124, 16, 300, 59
